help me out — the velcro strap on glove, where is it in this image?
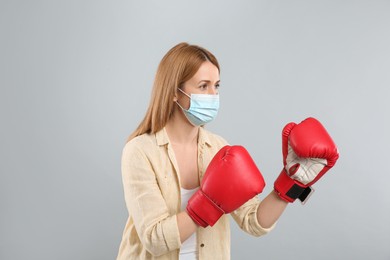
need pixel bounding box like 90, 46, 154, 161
274, 169, 315, 204
286, 184, 314, 204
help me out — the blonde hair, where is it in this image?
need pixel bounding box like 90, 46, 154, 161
126, 42, 220, 142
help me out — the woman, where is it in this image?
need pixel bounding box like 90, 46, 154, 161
117, 42, 289, 260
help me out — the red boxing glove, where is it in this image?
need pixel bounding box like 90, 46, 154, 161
187, 145, 265, 227
274, 117, 339, 203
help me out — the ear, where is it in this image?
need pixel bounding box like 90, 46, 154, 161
173, 95, 178, 102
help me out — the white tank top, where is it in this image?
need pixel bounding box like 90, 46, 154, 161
179, 187, 199, 260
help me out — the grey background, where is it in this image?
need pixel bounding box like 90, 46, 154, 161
1, 1, 389, 259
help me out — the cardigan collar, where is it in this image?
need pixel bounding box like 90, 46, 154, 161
155, 127, 212, 147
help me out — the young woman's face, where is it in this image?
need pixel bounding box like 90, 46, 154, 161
177, 61, 220, 109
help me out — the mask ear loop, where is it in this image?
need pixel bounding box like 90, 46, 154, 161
177, 88, 191, 98
175, 100, 185, 110
175, 88, 192, 110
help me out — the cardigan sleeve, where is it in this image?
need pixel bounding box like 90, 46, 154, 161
230, 195, 276, 237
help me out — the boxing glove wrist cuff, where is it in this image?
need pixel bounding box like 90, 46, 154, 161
186, 189, 225, 228
274, 169, 314, 204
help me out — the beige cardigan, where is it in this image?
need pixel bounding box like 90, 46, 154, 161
117, 127, 274, 260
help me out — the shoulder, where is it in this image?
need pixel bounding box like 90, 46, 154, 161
122, 132, 157, 158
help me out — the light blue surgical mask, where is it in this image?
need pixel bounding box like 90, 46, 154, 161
176, 88, 220, 126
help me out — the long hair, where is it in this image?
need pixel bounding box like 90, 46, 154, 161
126, 42, 220, 143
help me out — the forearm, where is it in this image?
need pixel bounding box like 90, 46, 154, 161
256, 190, 288, 228
176, 211, 197, 243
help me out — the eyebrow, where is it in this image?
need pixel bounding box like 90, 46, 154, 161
198, 80, 220, 84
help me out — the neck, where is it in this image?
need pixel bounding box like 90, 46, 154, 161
165, 108, 199, 145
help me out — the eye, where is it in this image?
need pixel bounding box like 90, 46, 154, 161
199, 84, 208, 90
215, 83, 220, 89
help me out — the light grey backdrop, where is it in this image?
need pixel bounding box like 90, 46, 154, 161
1, 1, 389, 259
